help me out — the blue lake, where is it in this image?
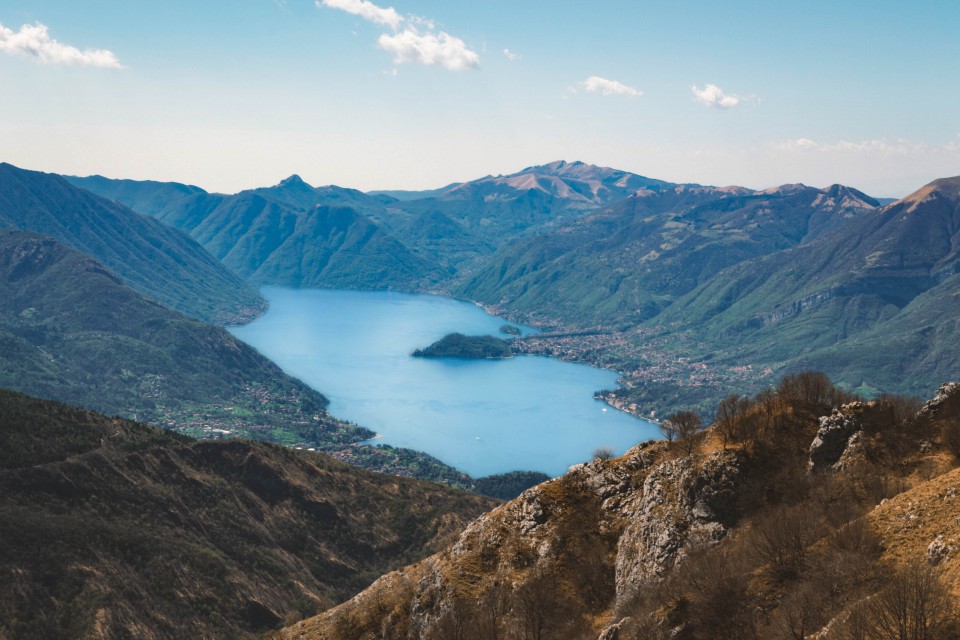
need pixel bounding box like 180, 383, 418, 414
229, 287, 660, 477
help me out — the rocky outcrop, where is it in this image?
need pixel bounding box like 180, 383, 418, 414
614, 450, 742, 608
809, 402, 865, 472
279, 384, 960, 640
918, 382, 960, 420
278, 440, 746, 640
927, 535, 954, 566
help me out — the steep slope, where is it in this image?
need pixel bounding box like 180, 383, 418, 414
0, 390, 496, 640
188, 196, 449, 288
0, 229, 366, 446
279, 377, 960, 640
0, 163, 261, 323
456, 183, 877, 327
72, 173, 450, 290
659, 176, 960, 393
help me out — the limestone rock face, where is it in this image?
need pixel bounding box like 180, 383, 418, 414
809, 402, 865, 472
614, 450, 742, 608
918, 382, 960, 419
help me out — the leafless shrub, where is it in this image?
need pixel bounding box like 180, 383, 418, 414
715, 394, 753, 447
867, 565, 955, 640
592, 446, 615, 462
747, 504, 825, 582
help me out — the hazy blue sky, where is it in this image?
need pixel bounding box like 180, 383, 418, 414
2, 0, 958, 196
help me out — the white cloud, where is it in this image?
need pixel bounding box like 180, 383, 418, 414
318, 0, 478, 70
377, 29, 479, 70
692, 84, 741, 109
783, 137, 819, 150
581, 76, 641, 97
0, 21, 122, 68
318, 0, 402, 30
503, 48, 520, 61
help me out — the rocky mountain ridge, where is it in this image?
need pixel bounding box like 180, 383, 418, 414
279, 376, 960, 640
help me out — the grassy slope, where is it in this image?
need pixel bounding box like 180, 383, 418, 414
455, 184, 875, 328
280, 377, 960, 640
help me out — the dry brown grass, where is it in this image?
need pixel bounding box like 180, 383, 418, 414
869, 466, 960, 598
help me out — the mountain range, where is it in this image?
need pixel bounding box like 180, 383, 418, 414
66, 160, 960, 410
454, 182, 880, 326
69, 160, 680, 277
4, 157, 960, 639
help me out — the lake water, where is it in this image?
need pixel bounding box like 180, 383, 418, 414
230, 287, 660, 477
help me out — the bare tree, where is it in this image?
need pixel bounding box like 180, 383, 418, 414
660, 418, 678, 443
748, 504, 824, 582
715, 394, 752, 447
667, 410, 702, 454
865, 565, 956, 640
514, 574, 552, 640
475, 582, 510, 640
940, 417, 960, 460
778, 371, 834, 408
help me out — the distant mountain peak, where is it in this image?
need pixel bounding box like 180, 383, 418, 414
761, 183, 810, 195
897, 175, 960, 209
522, 160, 596, 177
821, 183, 880, 208
277, 174, 313, 189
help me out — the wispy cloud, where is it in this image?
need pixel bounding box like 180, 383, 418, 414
581, 76, 641, 97
0, 21, 122, 68
318, 0, 478, 70
318, 0, 402, 30
691, 84, 745, 109
503, 48, 520, 61
779, 137, 959, 156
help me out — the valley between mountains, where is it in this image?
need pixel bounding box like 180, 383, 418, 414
3, 159, 960, 638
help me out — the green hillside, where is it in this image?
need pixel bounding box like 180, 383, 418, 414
455, 183, 878, 327
656, 176, 960, 396
0, 163, 261, 323
0, 229, 368, 446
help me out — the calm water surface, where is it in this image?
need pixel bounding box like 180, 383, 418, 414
230, 287, 659, 477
